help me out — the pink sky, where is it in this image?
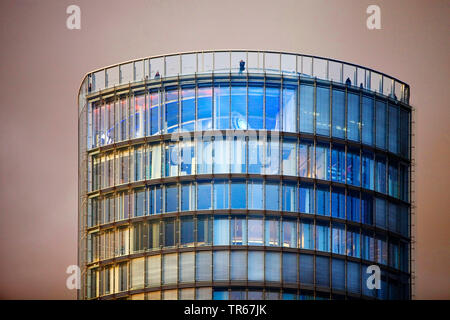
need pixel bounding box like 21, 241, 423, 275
0, 0, 448, 299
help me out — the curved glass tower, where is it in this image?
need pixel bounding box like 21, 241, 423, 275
78, 50, 412, 300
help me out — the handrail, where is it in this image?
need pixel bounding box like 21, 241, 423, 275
78, 50, 410, 104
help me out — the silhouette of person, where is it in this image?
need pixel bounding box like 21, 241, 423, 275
239, 60, 245, 73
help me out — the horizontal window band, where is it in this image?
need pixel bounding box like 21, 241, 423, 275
85, 130, 411, 164
85, 210, 410, 242
86, 174, 411, 208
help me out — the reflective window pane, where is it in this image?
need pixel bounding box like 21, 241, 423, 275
248, 85, 263, 129
282, 86, 297, 132
231, 86, 247, 129
299, 85, 314, 133
332, 89, 345, 139
213, 216, 229, 245
315, 87, 330, 136
265, 86, 280, 130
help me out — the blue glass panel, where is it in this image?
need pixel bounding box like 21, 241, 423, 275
389, 241, 399, 269
134, 148, 143, 181
282, 182, 297, 212
331, 144, 346, 183
213, 180, 229, 209
231, 86, 247, 129
149, 91, 160, 135
248, 251, 264, 281
180, 216, 194, 245
164, 219, 175, 247
315, 256, 330, 287
248, 86, 263, 129
265, 252, 281, 282
388, 104, 399, 153
316, 221, 330, 252
315, 86, 330, 136
282, 140, 297, 176
361, 193, 373, 225
332, 223, 346, 255
375, 197, 386, 228
399, 205, 409, 238
347, 190, 360, 222
265, 86, 280, 130
332, 258, 345, 291
376, 235, 387, 265
248, 136, 263, 174
148, 187, 154, 215
399, 164, 409, 202
388, 202, 400, 233
362, 150, 374, 190
214, 84, 230, 130
347, 92, 360, 141
362, 230, 374, 261
346, 227, 360, 258
282, 219, 297, 248
375, 100, 386, 149
332, 89, 345, 139
375, 155, 386, 194
299, 140, 314, 178
165, 184, 178, 212
299, 218, 314, 249
265, 138, 280, 175
299, 84, 314, 133
214, 138, 229, 174
248, 218, 263, 246
181, 87, 195, 131
213, 251, 229, 281
282, 86, 297, 132
299, 183, 314, 214
282, 292, 296, 300
231, 181, 246, 209
180, 140, 194, 175
248, 180, 263, 210
347, 262, 361, 294
165, 89, 178, 133
299, 254, 313, 285
282, 253, 297, 283
197, 86, 212, 130
331, 187, 345, 219
265, 182, 279, 210
230, 136, 246, 173
230, 251, 247, 280
134, 94, 145, 138
316, 186, 330, 216
213, 217, 229, 245
399, 109, 409, 158
346, 148, 360, 186
231, 216, 247, 245
315, 143, 330, 180
197, 182, 211, 210
155, 186, 162, 214
165, 143, 178, 177
135, 189, 145, 217
265, 219, 280, 246
197, 216, 212, 246
197, 139, 212, 174
388, 160, 399, 198
361, 96, 373, 145
230, 290, 246, 300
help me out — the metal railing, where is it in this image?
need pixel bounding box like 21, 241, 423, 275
79, 50, 410, 104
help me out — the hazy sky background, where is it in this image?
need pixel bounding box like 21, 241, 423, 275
0, 0, 448, 299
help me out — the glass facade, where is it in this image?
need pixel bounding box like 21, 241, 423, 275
79, 50, 411, 300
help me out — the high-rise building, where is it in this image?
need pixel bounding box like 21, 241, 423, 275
78, 50, 412, 300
